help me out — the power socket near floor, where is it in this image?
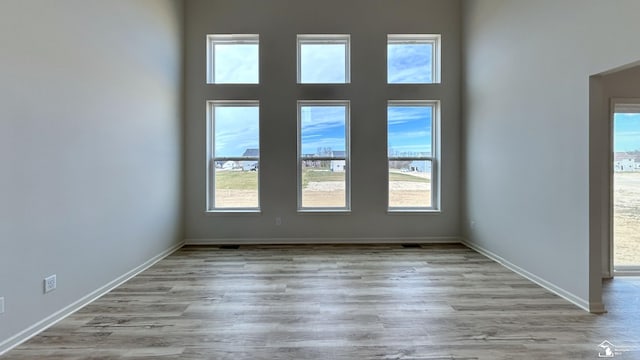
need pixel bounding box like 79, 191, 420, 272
44, 274, 57, 293
0, 297, 4, 314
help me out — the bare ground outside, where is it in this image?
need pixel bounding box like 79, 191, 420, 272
211, 171, 640, 265
214, 170, 432, 209
614, 172, 640, 267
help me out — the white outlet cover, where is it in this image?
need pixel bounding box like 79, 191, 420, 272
44, 275, 57, 293
0, 297, 4, 314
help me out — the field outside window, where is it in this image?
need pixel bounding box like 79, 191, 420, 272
613, 105, 640, 269
208, 101, 260, 211
388, 101, 438, 210
298, 101, 350, 210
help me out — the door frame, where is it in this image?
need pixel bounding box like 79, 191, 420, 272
610, 97, 640, 276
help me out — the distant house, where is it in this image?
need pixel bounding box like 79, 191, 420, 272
409, 161, 429, 173
614, 152, 640, 172
241, 161, 258, 171
222, 161, 237, 170
330, 151, 346, 172
331, 160, 346, 172
242, 148, 259, 157
241, 149, 259, 171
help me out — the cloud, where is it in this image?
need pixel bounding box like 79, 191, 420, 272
300, 44, 346, 83
389, 130, 430, 139
300, 106, 346, 154
388, 106, 432, 155
388, 106, 432, 125
301, 137, 346, 154
387, 43, 432, 83
214, 106, 259, 157
214, 44, 259, 83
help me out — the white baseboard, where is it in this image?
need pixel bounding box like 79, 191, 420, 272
461, 239, 604, 314
184, 236, 462, 245
614, 269, 640, 276
0, 241, 185, 356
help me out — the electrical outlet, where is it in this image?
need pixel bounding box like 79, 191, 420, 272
44, 275, 57, 293
0, 297, 4, 314
275, 217, 282, 226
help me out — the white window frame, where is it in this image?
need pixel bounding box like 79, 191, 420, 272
297, 100, 351, 212
206, 34, 259, 84
297, 34, 351, 84
387, 100, 440, 212
206, 100, 260, 212
387, 34, 441, 84
610, 98, 640, 275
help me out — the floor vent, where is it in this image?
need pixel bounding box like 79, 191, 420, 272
219, 245, 240, 249
401, 244, 421, 248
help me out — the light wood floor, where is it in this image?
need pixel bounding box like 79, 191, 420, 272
3, 244, 640, 359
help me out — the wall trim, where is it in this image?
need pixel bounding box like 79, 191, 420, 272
184, 236, 462, 245
461, 239, 605, 314
614, 269, 640, 276
0, 241, 185, 356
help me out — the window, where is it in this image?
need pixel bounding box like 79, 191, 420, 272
207, 101, 260, 211
297, 35, 350, 84
387, 34, 440, 84
612, 100, 640, 271
298, 101, 350, 210
387, 101, 439, 210
207, 34, 259, 84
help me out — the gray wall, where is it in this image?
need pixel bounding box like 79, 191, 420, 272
0, 0, 183, 348
462, 0, 640, 310
184, 0, 462, 243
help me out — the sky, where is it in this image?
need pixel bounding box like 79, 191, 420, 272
213, 39, 433, 157
300, 106, 346, 155
388, 43, 432, 83
300, 44, 346, 83
614, 113, 640, 152
214, 106, 259, 157
214, 43, 259, 83
388, 106, 432, 156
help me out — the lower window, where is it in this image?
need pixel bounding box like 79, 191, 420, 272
387, 101, 439, 210
298, 101, 350, 210
207, 101, 260, 211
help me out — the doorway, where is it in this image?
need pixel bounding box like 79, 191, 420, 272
612, 99, 640, 274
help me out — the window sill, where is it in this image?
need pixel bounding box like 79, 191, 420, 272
297, 209, 351, 215
387, 209, 441, 215
205, 210, 262, 216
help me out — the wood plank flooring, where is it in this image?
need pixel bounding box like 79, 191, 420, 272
3, 244, 640, 359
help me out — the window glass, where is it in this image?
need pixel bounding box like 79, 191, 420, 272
387, 102, 436, 209
299, 102, 349, 209
208, 35, 259, 84
298, 35, 350, 84
388, 34, 440, 84
209, 102, 260, 210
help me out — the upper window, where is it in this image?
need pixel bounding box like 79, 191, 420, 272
297, 35, 350, 84
207, 34, 259, 84
387, 101, 439, 210
298, 101, 350, 210
207, 101, 260, 211
387, 34, 440, 84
